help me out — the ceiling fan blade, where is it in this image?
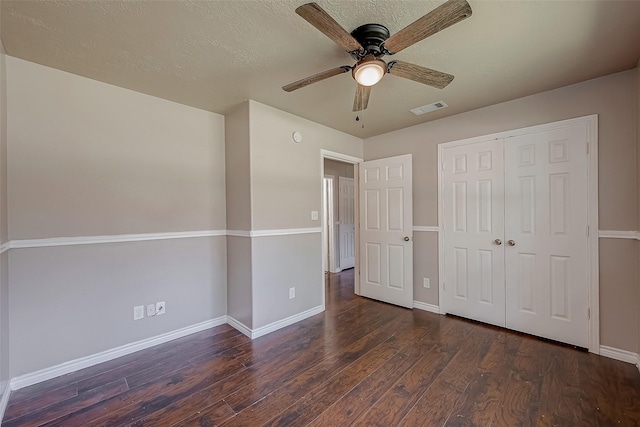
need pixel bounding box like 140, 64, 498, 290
388, 61, 454, 89
383, 0, 472, 54
282, 66, 351, 92
353, 84, 371, 112
296, 3, 363, 53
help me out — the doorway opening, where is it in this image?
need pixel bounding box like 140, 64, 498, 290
320, 150, 363, 308
323, 160, 356, 273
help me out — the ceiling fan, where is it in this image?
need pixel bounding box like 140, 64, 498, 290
282, 0, 472, 112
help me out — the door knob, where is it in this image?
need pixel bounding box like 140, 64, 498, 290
508, 240, 516, 246
494, 239, 502, 245
403, 236, 410, 241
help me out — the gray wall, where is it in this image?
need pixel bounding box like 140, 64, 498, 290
249, 101, 362, 231
7, 57, 228, 376
252, 234, 322, 328
10, 238, 227, 374
224, 100, 363, 331
637, 60, 640, 356
225, 103, 253, 328
364, 69, 639, 352
0, 8, 9, 399
248, 101, 362, 329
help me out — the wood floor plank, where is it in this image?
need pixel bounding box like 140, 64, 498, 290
123, 304, 393, 426
205, 310, 414, 426
262, 312, 441, 426
77, 328, 247, 394
353, 317, 476, 426
4, 269, 640, 427
3, 384, 78, 423
3, 379, 128, 427
397, 322, 497, 427
39, 347, 248, 427
8, 324, 236, 408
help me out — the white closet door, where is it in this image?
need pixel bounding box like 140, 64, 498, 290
504, 125, 589, 347
442, 140, 505, 327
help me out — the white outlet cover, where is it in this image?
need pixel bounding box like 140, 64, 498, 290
289, 287, 295, 299
423, 278, 430, 288
133, 306, 144, 320
156, 301, 166, 315
311, 211, 318, 220
146, 304, 156, 316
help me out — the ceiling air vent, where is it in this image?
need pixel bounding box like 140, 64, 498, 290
410, 101, 448, 116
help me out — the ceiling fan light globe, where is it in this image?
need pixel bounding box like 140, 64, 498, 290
353, 61, 386, 86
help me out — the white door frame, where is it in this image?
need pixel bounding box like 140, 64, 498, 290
437, 115, 599, 353
321, 150, 363, 305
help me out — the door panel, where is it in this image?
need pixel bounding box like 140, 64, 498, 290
442, 140, 505, 327
338, 177, 355, 269
359, 154, 413, 308
504, 125, 589, 347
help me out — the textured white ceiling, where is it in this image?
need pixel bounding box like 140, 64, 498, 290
2, 0, 640, 138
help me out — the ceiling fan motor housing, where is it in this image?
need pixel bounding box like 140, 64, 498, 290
350, 23, 390, 59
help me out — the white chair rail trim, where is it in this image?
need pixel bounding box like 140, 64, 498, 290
598, 230, 640, 240
8, 228, 324, 249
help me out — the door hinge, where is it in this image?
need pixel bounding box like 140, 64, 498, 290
587, 307, 591, 320
441, 162, 445, 171
586, 225, 589, 237
586, 143, 589, 154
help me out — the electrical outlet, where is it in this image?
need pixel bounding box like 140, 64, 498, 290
423, 278, 430, 289
289, 287, 295, 299
311, 211, 318, 220
147, 304, 156, 317
133, 306, 144, 321
156, 301, 166, 315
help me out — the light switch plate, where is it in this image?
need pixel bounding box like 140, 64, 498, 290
311, 211, 319, 220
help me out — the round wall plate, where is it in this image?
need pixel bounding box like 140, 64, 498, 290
292, 131, 303, 143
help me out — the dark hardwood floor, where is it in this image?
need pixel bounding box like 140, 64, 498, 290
4, 269, 640, 426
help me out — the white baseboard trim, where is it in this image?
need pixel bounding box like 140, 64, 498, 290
10, 316, 227, 391
227, 306, 326, 340
599, 345, 640, 368
251, 305, 324, 339
0, 380, 11, 423
413, 301, 441, 314
0, 242, 9, 255
226, 316, 252, 339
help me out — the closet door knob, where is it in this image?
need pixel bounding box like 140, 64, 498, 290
494, 239, 502, 245
508, 240, 516, 246
403, 236, 410, 241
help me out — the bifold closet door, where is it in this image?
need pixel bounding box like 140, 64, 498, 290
442, 140, 505, 327
504, 125, 589, 348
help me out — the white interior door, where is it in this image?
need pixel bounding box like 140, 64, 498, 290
442, 140, 506, 327
504, 125, 589, 347
359, 154, 413, 308
338, 177, 355, 269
